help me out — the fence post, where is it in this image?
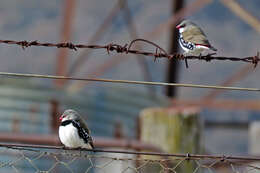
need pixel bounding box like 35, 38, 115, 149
249, 121, 260, 154
139, 107, 202, 172
249, 121, 260, 173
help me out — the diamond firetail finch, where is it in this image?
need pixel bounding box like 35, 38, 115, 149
59, 109, 94, 149
176, 20, 217, 56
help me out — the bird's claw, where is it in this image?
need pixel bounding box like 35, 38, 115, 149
76, 147, 83, 156
199, 53, 202, 59
183, 52, 188, 57
186, 153, 191, 161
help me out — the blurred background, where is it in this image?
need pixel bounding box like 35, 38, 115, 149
0, 0, 259, 172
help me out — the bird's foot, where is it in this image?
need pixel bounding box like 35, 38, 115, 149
75, 147, 82, 150
183, 52, 189, 57
76, 147, 84, 156
62, 146, 75, 150
61, 146, 74, 155
198, 53, 202, 59
186, 153, 191, 161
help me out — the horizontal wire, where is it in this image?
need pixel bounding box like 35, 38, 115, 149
1, 143, 260, 162
0, 39, 259, 67
0, 72, 259, 92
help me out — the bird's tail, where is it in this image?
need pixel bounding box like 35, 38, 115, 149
90, 142, 94, 149
89, 137, 95, 149
210, 46, 217, 51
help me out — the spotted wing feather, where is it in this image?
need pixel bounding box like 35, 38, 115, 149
72, 120, 94, 149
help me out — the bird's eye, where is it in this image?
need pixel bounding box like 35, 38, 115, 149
182, 24, 186, 27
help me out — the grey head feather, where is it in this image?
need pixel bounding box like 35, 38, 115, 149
62, 109, 80, 120
62, 109, 91, 134
178, 20, 197, 28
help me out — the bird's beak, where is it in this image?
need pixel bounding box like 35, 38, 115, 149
176, 25, 180, 29
59, 116, 63, 121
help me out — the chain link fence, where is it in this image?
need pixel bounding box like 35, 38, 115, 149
0, 146, 259, 173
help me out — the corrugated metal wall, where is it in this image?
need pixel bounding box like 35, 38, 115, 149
0, 78, 168, 138
0, 78, 169, 172
0, 78, 169, 137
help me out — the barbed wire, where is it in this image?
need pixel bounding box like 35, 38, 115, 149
0, 143, 259, 173
0, 39, 259, 68
0, 71, 260, 92
67, 0, 121, 76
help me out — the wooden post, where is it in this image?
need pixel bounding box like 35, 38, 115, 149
139, 106, 201, 172
249, 121, 260, 154
248, 122, 260, 173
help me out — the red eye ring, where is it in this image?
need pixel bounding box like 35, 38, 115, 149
176, 24, 186, 29
59, 114, 66, 121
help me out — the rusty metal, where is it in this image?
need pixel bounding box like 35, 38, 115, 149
144, 0, 212, 39
120, 0, 156, 97
0, 133, 61, 145
67, 0, 157, 96
220, 0, 260, 34
166, 0, 184, 97
65, 0, 213, 93
55, 0, 76, 87
12, 118, 20, 133
0, 39, 259, 66
66, 54, 124, 92
172, 98, 260, 111
69, 0, 211, 76
203, 64, 254, 100
50, 99, 60, 133
0, 71, 260, 92
136, 116, 141, 141
1, 141, 260, 162
114, 121, 124, 139
0, 132, 162, 152
205, 121, 248, 129
68, 0, 212, 78
67, 0, 122, 76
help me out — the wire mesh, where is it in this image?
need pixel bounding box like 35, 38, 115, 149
0, 146, 259, 173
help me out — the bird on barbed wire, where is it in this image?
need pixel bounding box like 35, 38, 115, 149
59, 109, 94, 149
176, 20, 217, 56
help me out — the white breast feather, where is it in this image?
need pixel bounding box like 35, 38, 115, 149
59, 123, 89, 148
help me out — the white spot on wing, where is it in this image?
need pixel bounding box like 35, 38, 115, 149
196, 45, 210, 50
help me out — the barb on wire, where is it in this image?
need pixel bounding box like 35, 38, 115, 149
127, 38, 168, 62
120, 1, 157, 97
0, 71, 259, 92
67, 0, 122, 76
0, 39, 259, 67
